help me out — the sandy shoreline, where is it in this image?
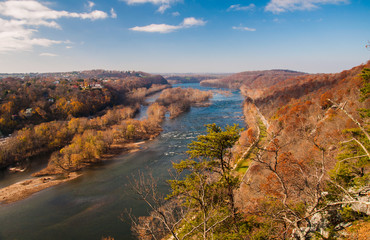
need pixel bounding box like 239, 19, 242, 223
0, 172, 81, 204
0, 141, 146, 205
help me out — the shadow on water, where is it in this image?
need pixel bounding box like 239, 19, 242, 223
0, 154, 50, 189
0, 83, 244, 240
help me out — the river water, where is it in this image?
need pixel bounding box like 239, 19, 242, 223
0, 83, 244, 240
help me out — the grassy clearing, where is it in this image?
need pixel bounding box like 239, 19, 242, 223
235, 119, 267, 175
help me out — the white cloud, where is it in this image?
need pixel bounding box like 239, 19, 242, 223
71, 10, 108, 20
130, 17, 206, 33
130, 24, 179, 33
110, 8, 117, 18
0, 0, 110, 53
86, 1, 95, 11
232, 26, 256, 31
227, 4, 256, 11
123, 0, 179, 4
172, 11, 180, 16
0, 18, 64, 52
265, 0, 349, 13
182, 17, 206, 27
0, 1, 108, 20
122, 0, 181, 13
88, 1, 95, 8
40, 52, 58, 57
157, 4, 170, 13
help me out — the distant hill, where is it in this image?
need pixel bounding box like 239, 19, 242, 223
0, 70, 168, 84
163, 73, 231, 84
0, 70, 169, 136
200, 69, 306, 90
248, 64, 369, 119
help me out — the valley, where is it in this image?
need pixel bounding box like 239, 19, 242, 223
0, 62, 369, 240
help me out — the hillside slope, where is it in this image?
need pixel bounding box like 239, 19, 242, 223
122, 63, 369, 240
0, 72, 169, 136
200, 69, 305, 90
237, 62, 369, 239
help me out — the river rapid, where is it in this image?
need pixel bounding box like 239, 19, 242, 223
0, 83, 244, 240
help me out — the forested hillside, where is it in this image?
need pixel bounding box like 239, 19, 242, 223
237, 62, 370, 239
129, 62, 369, 240
0, 73, 168, 136
200, 70, 305, 90
0, 72, 171, 170
163, 74, 230, 85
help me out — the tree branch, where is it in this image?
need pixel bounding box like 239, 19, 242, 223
329, 99, 370, 141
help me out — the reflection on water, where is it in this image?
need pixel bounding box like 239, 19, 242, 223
0, 155, 50, 189
0, 83, 244, 240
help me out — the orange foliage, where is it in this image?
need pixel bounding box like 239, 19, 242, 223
319, 91, 333, 109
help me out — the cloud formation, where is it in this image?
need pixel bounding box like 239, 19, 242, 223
123, 0, 179, 4
232, 26, 256, 31
0, 18, 64, 52
86, 1, 95, 11
172, 11, 180, 16
130, 17, 206, 33
157, 4, 170, 13
227, 4, 256, 11
0, 0, 110, 52
110, 8, 117, 18
40, 52, 58, 57
122, 0, 180, 13
0, 1, 108, 22
130, 24, 179, 33
265, 0, 348, 13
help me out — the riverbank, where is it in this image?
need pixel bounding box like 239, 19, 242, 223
0, 141, 146, 205
0, 172, 81, 204
0, 83, 245, 239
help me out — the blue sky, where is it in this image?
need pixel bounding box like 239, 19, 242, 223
0, 0, 369, 73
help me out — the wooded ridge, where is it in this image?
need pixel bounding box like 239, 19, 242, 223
128, 62, 369, 240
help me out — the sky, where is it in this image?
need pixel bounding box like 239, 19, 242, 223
0, 0, 369, 74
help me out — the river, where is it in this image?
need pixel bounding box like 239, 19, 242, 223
0, 83, 244, 240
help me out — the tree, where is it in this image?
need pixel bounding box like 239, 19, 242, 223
129, 124, 245, 240
245, 69, 370, 239
167, 124, 243, 239
147, 102, 166, 124
168, 159, 233, 240
360, 68, 370, 102
251, 133, 329, 239
187, 123, 243, 218
125, 171, 189, 240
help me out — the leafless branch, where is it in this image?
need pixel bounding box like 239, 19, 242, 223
329, 99, 370, 142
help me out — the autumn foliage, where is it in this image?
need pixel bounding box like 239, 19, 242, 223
155, 87, 212, 118
0, 73, 169, 136
235, 62, 370, 239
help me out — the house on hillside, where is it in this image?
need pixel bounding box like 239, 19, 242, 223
25, 108, 33, 118
92, 83, 103, 89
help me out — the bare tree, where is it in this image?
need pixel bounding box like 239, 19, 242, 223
248, 99, 369, 239
126, 168, 235, 240
123, 171, 188, 240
